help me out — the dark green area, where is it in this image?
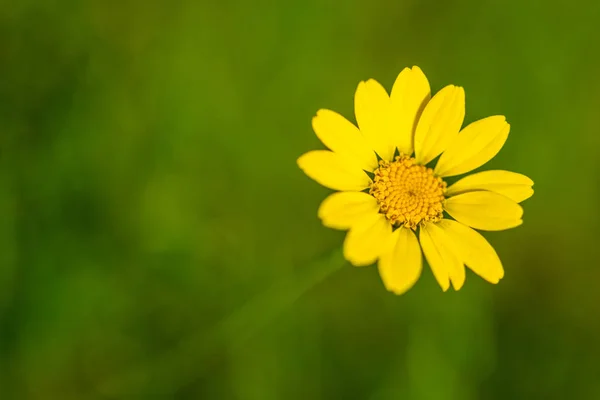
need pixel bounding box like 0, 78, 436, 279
1, 0, 599, 398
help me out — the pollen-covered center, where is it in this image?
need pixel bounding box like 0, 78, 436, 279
370, 155, 446, 229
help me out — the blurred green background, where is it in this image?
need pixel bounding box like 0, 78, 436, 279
2, 0, 600, 398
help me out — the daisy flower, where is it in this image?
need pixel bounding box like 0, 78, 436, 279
298, 66, 533, 295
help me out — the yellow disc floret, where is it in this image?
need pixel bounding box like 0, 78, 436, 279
370, 155, 446, 229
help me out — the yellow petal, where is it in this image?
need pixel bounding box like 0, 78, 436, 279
318, 191, 380, 230
312, 109, 378, 171
446, 170, 534, 203
343, 213, 392, 267
378, 227, 423, 295
414, 85, 465, 165
419, 225, 450, 291
435, 116, 510, 177
444, 191, 523, 231
297, 150, 371, 191
437, 219, 504, 284
389, 66, 431, 155
420, 223, 465, 291
354, 79, 395, 161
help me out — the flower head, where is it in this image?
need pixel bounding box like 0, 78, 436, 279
298, 66, 533, 295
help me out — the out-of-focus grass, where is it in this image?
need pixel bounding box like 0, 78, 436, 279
1, 0, 600, 398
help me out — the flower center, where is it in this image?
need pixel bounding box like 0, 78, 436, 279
370, 155, 446, 229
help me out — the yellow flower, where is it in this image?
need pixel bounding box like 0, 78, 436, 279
298, 66, 533, 295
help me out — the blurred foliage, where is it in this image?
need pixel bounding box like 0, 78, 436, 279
1, 0, 600, 398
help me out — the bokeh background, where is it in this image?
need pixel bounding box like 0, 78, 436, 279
2, 0, 600, 398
